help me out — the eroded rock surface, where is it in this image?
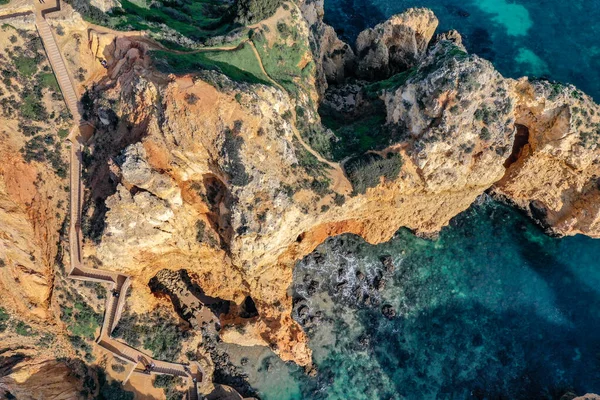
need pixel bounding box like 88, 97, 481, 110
355, 8, 438, 80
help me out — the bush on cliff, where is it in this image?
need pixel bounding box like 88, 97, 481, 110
345, 152, 403, 195
235, 0, 281, 25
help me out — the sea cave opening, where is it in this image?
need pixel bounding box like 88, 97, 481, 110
504, 124, 530, 168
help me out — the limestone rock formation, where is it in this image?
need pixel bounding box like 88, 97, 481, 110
383, 38, 516, 193
355, 8, 439, 80
494, 80, 600, 237
78, 7, 600, 368
300, 0, 355, 94
3, 1, 600, 394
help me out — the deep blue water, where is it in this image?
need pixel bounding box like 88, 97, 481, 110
242, 200, 600, 399
323, 0, 600, 101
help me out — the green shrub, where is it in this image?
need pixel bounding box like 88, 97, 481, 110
235, 0, 281, 25
15, 320, 36, 336
61, 300, 102, 339
154, 375, 185, 400
345, 153, 403, 195
12, 56, 38, 77
0, 307, 9, 332
113, 309, 188, 361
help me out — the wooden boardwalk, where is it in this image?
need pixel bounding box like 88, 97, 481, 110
14, 2, 207, 397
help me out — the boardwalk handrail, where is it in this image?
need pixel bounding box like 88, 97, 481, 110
25, 6, 204, 398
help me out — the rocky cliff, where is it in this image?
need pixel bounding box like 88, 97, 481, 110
1, 0, 600, 396
77, 3, 600, 370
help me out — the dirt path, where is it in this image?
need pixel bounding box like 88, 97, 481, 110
246, 41, 352, 194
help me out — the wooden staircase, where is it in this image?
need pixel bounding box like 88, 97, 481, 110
35, 17, 81, 122
32, 7, 205, 399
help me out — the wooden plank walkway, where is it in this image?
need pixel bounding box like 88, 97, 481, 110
25, 5, 205, 398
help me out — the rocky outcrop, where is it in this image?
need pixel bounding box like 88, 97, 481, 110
383, 37, 516, 193
494, 80, 600, 237
77, 8, 600, 369
3, 2, 600, 391
300, 0, 355, 95
0, 357, 84, 400
355, 8, 438, 80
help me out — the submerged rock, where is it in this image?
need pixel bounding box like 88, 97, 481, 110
381, 304, 397, 320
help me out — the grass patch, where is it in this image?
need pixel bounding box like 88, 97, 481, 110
152, 43, 270, 84
58, 128, 69, 139
364, 68, 418, 99
12, 56, 38, 78
251, 21, 312, 95
345, 153, 403, 195
38, 72, 60, 92
66, 0, 237, 48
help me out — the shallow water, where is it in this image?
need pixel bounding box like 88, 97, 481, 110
241, 200, 600, 399
323, 0, 600, 100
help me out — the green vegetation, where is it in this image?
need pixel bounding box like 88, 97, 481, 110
15, 320, 36, 336
113, 0, 234, 41
321, 112, 389, 161
69, 335, 95, 362
0, 307, 9, 332
152, 43, 270, 84
21, 135, 68, 178
251, 20, 313, 95
113, 309, 188, 361
61, 301, 102, 339
97, 368, 135, 400
66, 0, 238, 48
1, 28, 71, 179
57, 285, 102, 360
364, 68, 418, 99
21, 88, 47, 120
580, 122, 600, 149
153, 375, 185, 400
13, 56, 38, 77
345, 153, 403, 195
38, 72, 60, 93
111, 362, 126, 373
223, 122, 252, 186
235, 0, 281, 24
58, 128, 69, 139
0, 0, 10, 5
37, 333, 55, 348
293, 138, 332, 198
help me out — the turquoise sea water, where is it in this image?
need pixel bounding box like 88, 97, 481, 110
240, 200, 600, 399
323, 0, 600, 100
